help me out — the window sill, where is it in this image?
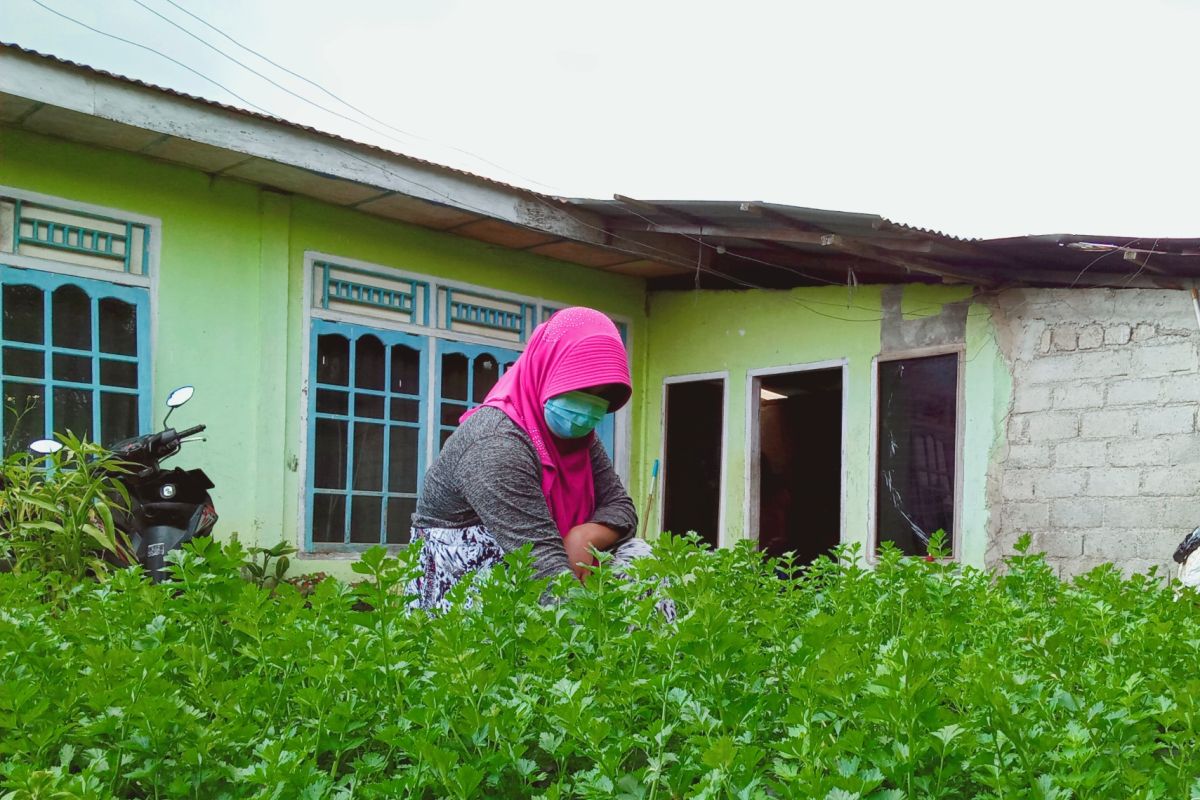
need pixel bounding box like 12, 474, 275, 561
298, 544, 409, 560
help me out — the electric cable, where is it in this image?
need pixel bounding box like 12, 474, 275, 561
26, 0, 274, 115
127, 0, 417, 154
154, 0, 563, 190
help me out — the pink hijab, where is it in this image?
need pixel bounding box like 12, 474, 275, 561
461, 307, 632, 536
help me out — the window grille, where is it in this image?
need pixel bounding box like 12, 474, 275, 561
315, 260, 429, 327
438, 287, 532, 344
434, 340, 520, 452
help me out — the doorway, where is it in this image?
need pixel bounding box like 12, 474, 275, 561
749, 364, 844, 564
661, 375, 726, 548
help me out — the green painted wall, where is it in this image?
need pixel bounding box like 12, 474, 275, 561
1, 126, 648, 576
637, 283, 1011, 566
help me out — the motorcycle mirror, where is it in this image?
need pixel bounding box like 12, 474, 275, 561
166, 386, 194, 408
163, 385, 194, 428
29, 439, 63, 455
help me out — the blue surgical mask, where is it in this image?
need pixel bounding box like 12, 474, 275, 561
544, 391, 609, 439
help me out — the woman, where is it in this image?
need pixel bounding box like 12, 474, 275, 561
409, 307, 654, 611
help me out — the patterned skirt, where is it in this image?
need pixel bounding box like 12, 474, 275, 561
407, 525, 671, 618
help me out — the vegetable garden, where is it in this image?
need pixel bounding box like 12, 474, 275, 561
2, 448, 1200, 798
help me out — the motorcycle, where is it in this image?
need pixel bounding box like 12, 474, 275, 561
31, 385, 217, 582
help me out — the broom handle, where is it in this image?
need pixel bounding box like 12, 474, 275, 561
640, 459, 660, 539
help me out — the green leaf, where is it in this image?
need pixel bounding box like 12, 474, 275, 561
701, 736, 735, 770
932, 723, 964, 749
14, 493, 60, 515
81, 523, 117, 554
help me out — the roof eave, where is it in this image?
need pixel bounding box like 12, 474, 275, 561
0, 44, 704, 276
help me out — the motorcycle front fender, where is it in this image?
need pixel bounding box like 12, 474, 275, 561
140, 525, 189, 583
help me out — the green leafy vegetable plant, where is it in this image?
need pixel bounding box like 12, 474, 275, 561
0, 433, 133, 591
1, 532, 1199, 799
238, 537, 298, 593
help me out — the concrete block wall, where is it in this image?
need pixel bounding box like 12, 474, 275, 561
988, 288, 1200, 578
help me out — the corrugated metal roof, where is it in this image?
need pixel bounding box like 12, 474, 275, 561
881, 218, 980, 243
571, 198, 1200, 290
573, 198, 974, 244
3, 41, 698, 279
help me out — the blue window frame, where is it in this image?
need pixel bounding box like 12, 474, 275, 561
442, 288, 533, 341
435, 340, 521, 451
434, 339, 617, 459
315, 260, 430, 325
0, 264, 150, 455
306, 320, 429, 551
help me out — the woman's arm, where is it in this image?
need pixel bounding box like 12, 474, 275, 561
586, 438, 638, 546
562, 523, 619, 580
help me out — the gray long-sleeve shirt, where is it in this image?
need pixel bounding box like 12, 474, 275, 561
412, 406, 637, 580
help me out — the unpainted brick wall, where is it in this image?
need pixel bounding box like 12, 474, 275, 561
987, 288, 1200, 578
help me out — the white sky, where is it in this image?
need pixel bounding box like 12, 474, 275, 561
4, 0, 1199, 239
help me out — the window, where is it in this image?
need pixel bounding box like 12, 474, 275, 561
435, 340, 519, 451
434, 339, 614, 457
1, 265, 149, 455
306, 323, 619, 550
873, 351, 962, 558
303, 254, 630, 551
0, 191, 155, 455
307, 321, 428, 550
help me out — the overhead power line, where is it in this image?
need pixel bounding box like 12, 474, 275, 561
152, 0, 562, 190
127, 0, 416, 153
27, 0, 273, 115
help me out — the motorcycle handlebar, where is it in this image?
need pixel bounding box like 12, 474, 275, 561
176, 424, 206, 439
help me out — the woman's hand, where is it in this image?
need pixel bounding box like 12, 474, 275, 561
562, 523, 620, 582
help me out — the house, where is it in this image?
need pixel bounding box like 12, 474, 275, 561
3, 44, 1199, 579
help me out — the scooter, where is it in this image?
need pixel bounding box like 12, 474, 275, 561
31, 385, 217, 582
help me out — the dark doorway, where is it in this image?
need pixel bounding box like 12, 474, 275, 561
662, 378, 724, 548
753, 367, 843, 564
